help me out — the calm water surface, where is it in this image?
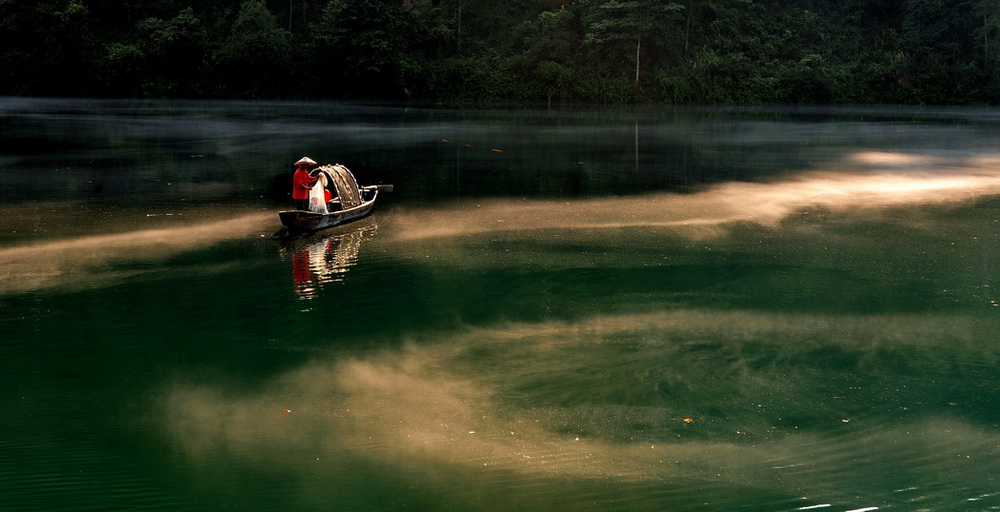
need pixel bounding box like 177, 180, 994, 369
2, 98, 1000, 511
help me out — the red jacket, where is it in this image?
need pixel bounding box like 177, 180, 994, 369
292, 167, 317, 200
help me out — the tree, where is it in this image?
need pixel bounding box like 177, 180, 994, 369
308, 0, 418, 97
899, 0, 979, 102
582, 0, 685, 87
214, 0, 293, 97
135, 8, 207, 96
974, 0, 1000, 97
0, 0, 97, 95
524, 7, 582, 65
2, 0, 1000, 103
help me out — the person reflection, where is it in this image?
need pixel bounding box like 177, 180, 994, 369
284, 225, 375, 300
291, 246, 316, 298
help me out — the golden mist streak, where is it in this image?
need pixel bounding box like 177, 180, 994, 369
389, 166, 1000, 241
162, 310, 997, 489
0, 212, 273, 294
848, 151, 934, 165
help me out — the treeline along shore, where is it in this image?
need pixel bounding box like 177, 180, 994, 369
4, 0, 1000, 104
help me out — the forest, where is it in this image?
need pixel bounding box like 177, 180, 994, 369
3, 0, 1000, 104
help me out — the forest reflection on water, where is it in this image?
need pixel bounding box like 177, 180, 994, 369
3, 101, 1000, 512
6, 152, 1000, 297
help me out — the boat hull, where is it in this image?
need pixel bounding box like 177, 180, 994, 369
279, 186, 387, 235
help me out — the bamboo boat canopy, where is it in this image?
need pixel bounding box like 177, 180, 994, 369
316, 164, 362, 208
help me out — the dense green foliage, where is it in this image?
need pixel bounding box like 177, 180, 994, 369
3, 0, 1000, 103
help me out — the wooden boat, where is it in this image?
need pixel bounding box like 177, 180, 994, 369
279, 164, 393, 236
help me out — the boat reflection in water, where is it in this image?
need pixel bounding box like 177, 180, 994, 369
281, 221, 378, 300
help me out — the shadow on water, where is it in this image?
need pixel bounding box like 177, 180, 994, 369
148, 154, 1000, 510
6, 100, 1000, 511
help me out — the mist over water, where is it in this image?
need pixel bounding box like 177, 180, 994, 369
387, 163, 1000, 242
164, 311, 1000, 496
2, 99, 1000, 511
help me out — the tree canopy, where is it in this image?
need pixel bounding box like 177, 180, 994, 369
2, 0, 999, 104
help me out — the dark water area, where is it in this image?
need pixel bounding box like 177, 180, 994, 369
3, 98, 1000, 511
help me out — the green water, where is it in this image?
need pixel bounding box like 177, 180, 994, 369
2, 99, 1000, 511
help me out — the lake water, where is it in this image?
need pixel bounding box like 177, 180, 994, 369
2, 98, 1000, 511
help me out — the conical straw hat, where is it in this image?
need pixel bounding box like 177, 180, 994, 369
294, 156, 317, 166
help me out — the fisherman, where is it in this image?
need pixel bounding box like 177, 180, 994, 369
291, 156, 318, 211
